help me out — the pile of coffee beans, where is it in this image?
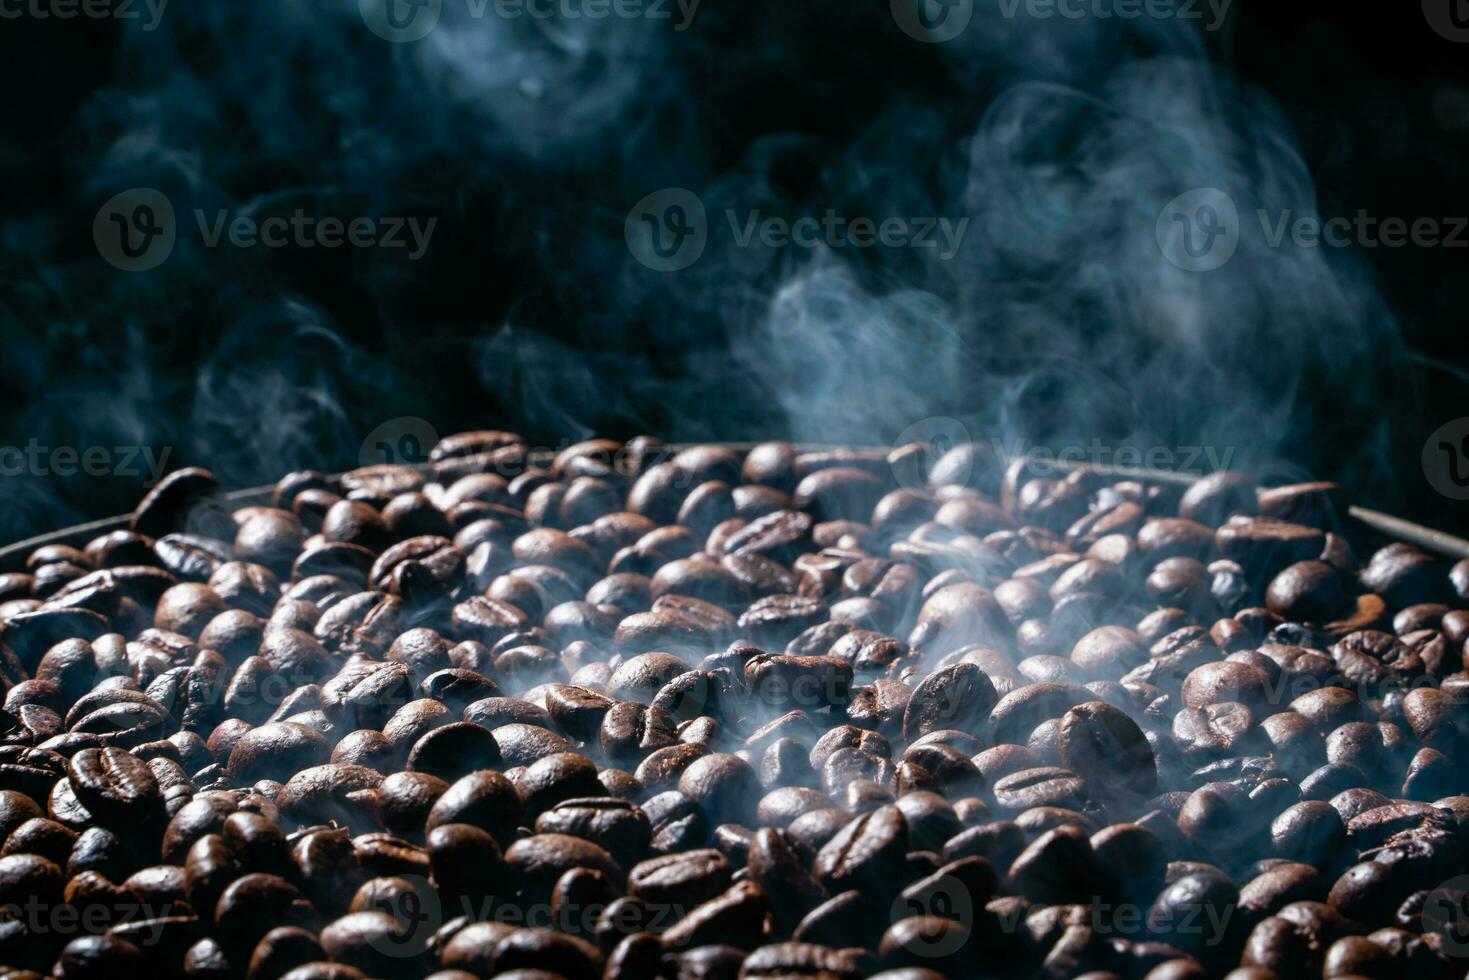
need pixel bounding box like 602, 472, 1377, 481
3, 434, 1469, 979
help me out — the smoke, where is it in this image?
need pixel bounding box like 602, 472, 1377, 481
0, 0, 1412, 543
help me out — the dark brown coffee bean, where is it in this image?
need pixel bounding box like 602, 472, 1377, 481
516, 751, 605, 820
68, 747, 166, 830
1361, 544, 1451, 610
1179, 472, 1256, 526
1058, 701, 1156, 802
427, 822, 505, 907
504, 833, 624, 909
902, 663, 999, 741
450, 596, 531, 647
1007, 824, 1096, 906
406, 722, 501, 781
597, 701, 677, 768
991, 767, 1085, 814
228, 723, 331, 785
1402, 687, 1469, 755
535, 798, 651, 870
745, 654, 853, 712
989, 682, 1092, 746
812, 804, 908, 897
628, 847, 731, 911
1172, 703, 1257, 763
1146, 871, 1239, 963
678, 753, 760, 828
1266, 561, 1350, 624
248, 926, 325, 980
651, 671, 726, 725
132, 468, 221, 538
1180, 661, 1273, 718
1268, 800, 1344, 867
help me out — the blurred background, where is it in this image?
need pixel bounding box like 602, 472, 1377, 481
1, 0, 1465, 544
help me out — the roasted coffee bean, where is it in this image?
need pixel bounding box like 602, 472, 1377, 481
132, 468, 221, 538
745, 654, 853, 711
68, 747, 167, 830
678, 753, 760, 827
902, 663, 998, 740
1058, 701, 1157, 801
406, 722, 501, 780
227, 723, 331, 785
626, 847, 731, 913
812, 804, 908, 898
989, 682, 1092, 745
1266, 561, 1350, 624
12, 434, 1469, 975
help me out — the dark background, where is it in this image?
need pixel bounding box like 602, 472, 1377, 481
0, 0, 1465, 544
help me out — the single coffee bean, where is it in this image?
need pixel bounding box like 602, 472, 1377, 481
1058, 701, 1157, 802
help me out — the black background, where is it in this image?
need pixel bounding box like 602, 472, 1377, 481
0, 0, 1465, 544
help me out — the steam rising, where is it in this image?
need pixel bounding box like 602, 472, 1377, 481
0, 0, 1408, 542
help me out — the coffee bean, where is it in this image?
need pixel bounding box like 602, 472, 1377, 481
628, 847, 731, 912
67, 747, 166, 831
131, 468, 221, 538
1266, 561, 1350, 624
902, 663, 998, 741
14, 434, 1469, 975
812, 804, 908, 898
1058, 701, 1156, 801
